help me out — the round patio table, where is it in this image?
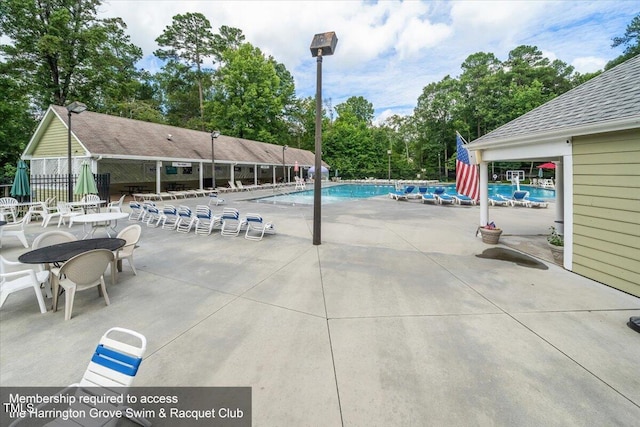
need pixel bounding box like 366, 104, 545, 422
18, 238, 126, 266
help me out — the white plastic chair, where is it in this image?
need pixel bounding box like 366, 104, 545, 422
57, 202, 83, 227
0, 211, 31, 248
53, 249, 114, 320
115, 224, 142, 276
0, 197, 19, 222
29, 201, 62, 227
107, 194, 126, 213
81, 194, 102, 213
244, 213, 276, 241
32, 230, 78, 296
0, 255, 49, 314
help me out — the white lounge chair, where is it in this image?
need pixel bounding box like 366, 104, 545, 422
453, 194, 476, 205
194, 205, 222, 236
176, 205, 195, 233
29, 201, 62, 227
208, 192, 225, 206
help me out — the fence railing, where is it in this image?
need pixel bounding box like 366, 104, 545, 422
30, 174, 111, 203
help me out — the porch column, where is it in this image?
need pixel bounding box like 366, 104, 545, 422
156, 160, 162, 193
554, 161, 564, 234
199, 161, 204, 189
230, 164, 235, 186
272, 166, 276, 185
480, 161, 489, 226
561, 155, 573, 270
254, 164, 258, 186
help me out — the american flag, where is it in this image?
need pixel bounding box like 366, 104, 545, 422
455, 133, 479, 200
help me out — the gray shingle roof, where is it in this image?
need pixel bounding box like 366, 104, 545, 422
49, 105, 321, 167
473, 54, 640, 143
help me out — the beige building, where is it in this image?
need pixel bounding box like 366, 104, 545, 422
469, 55, 640, 297
23, 104, 323, 195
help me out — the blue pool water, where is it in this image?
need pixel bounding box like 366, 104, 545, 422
254, 183, 555, 205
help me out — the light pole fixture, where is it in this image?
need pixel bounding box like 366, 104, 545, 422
211, 130, 220, 189
282, 145, 288, 183
66, 101, 87, 202
387, 149, 392, 182
310, 31, 338, 246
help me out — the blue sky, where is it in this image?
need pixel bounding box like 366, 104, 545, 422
99, 0, 638, 123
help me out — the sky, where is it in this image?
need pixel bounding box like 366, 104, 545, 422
96, 0, 638, 123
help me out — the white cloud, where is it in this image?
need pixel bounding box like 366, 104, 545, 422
80, 1, 640, 118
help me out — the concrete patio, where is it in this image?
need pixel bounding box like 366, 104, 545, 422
1, 188, 639, 426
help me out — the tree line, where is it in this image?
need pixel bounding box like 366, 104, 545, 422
1, 0, 638, 182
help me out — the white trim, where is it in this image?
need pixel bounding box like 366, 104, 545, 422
468, 115, 640, 150
562, 154, 573, 270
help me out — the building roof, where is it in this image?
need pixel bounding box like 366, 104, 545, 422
31, 105, 322, 167
472, 54, 640, 146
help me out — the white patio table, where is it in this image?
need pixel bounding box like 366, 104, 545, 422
70, 212, 129, 238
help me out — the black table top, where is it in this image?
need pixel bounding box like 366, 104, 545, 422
0, 221, 6, 226
18, 238, 126, 264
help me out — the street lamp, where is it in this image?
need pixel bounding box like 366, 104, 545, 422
282, 145, 288, 183
387, 149, 392, 182
66, 101, 87, 202
310, 31, 338, 246
211, 130, 220, 189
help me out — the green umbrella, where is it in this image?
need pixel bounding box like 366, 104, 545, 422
74, 162, 98, 195
10, 159, 31, 201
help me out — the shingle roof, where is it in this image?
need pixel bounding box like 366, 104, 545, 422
49, 105, 322, 167
473, 54, 640, 144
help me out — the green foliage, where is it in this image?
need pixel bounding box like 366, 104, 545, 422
547, 226, 564, 246
606, 13, 640, 70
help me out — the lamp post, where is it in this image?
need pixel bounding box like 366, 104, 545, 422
310, 31, 338, 246
387, 149, 392, 182
66, 101, 87, 202
282, 145, 288, 183
210, 130, 220, 189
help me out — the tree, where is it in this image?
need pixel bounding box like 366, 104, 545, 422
208, 43, 294, 143
155, 12, 216, 129
606, 13, 640, 69
334, 96, 374, 124
0, 0, 142, 110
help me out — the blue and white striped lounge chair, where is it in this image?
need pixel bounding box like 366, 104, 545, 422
389, 185, 416, 200
161, 205, 179, 230
453, 194, 476, 205
510, 190, 531, 207
194, 205, 222, 236
176, 205, 195, 233
208, 192, 225, 206
220, 208, 247, 236
433, 187, 455, 205
128, 201, 143, 221
244, 213, 276, 241
421, 193, 438, 204
10, 328, 149, 427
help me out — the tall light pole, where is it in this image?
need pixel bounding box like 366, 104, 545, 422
66, 101, 87, 202
211, 130, 220, 189
387, 149, 392, 182
310, 31, 338, 246
282, 145, 288, 183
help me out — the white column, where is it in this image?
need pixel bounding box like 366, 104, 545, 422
561, 155, 573, 270
156, 160, 162, 194
254, 164, 258, 186
480, 161, 489, 226
230, 164, 235, 186
199, 161, 204, 189
272, 166, 276, 185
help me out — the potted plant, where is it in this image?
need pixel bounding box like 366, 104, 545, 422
547, 226, 564, 264
478, 222, 502, 244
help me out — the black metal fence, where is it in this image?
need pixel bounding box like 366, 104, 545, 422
30, 173, 111, 202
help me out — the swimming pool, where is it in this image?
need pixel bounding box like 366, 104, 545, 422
253, 183, 555, 205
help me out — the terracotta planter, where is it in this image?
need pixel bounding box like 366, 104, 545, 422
549, 243, 564, 265
479, 228, 502, 244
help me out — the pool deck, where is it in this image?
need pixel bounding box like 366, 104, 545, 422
1, 186, 639, 426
